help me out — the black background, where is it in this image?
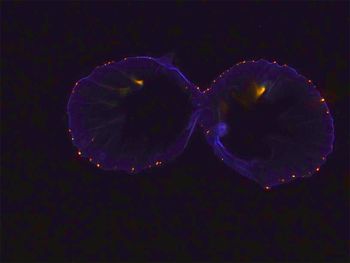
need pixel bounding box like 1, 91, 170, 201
2, 2, 349, 262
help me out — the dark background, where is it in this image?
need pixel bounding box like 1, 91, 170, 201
2, 2, 349, 262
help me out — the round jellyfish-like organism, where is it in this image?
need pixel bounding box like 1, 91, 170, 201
200, 59, 334, 188
67, 56, 202, 173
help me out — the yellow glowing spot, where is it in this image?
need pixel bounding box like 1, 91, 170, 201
292, 174, 296, 178
133, 79, 144, 86
316, 167, 320, 172
320, 98, 325, 102
256, 85, 266, 98
78, 151, 82, 156
96, 163, 100, 168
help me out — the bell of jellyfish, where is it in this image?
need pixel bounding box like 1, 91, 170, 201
201, 59, 334, 188
67, 56, 202, 173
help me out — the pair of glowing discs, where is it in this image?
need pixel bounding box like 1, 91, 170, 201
67, 55, 334, 189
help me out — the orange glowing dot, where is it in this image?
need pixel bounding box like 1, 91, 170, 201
96, 163, 100, 168
320, 98, 325, 102
256, 85, 266, 98
292, 174, 296, 178
133, 79, 144, 86
316, 167, 320, 172
78, 151, 82, 156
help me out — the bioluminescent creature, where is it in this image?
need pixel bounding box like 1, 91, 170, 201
67, 56, 202, 173
200, 59, 334, 189
67, 56, 334, 189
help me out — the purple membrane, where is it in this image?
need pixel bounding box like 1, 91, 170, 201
200, 59, 334, 189
67, 56, 202, 173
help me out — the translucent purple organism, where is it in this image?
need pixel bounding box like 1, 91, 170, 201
199, 59, 334, 188
67, 56, 202, 173
67, 57, 334, 189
